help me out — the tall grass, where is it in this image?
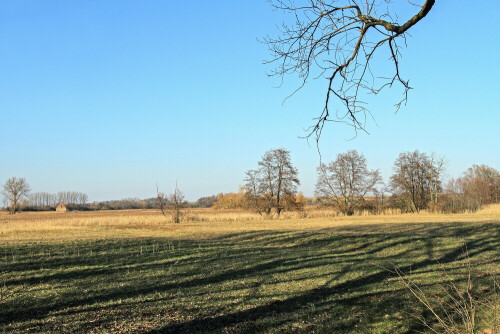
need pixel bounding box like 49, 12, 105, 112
394, 251, 499, 334
1, 205, 499, 242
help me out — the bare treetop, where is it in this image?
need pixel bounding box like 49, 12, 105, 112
264, 0, 435, 139
2, 177, 31, 214
315, 150, 381, 215
245, 148, 300, 216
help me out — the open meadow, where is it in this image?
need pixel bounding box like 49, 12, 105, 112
3, 1, 500, 333
1, 207, 499, 333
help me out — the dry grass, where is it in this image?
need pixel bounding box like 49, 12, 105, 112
1, 204, 499, 243
0, 205, 498, 333
478, 203, 500, 215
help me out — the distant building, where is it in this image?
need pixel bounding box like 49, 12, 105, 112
56, 203, 67, 213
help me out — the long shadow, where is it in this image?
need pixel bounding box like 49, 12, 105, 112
146, 233, 499, 333
1, 222, 498, 332
2, 247, 338, 324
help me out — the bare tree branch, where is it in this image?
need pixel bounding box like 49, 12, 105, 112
264, 0, 435, 140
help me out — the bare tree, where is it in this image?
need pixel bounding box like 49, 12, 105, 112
462, 165, 500, 204
244, 148, 300, 216
57, 191, 68, 204
55, 191, 88, 206
28, 192, 57, 209
244, 169, 266, 215
441, 178, 468, 213
157, 182, 187, 223
167, 182, 187, 223
2, 177, 31, 214
28, 191, 87, 210
389, 150, 444, 213
429, 153, 446, 205
315, 150, 381, 215
370, 182, 390, 214
156, 182, 167, 217
77, 193, 89, 206
444, 165, 500, 212
264, 0, 435, 139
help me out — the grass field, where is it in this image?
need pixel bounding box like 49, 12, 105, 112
1, 207, 499, 333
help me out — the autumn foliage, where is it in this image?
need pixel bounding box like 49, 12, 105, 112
212, 188, 305, 213
212, 188, 247, 209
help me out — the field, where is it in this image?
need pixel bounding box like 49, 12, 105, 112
1, 207, 499, 333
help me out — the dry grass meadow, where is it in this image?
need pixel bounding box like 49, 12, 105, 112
1, 206, 499, 333
2, 205, 499, 242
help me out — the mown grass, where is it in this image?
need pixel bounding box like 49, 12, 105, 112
0, 209, 499, 333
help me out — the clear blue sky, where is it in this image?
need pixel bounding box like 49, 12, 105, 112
1, 1, 499, 201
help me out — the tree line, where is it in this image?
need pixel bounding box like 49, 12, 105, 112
0, 177, 212, 214
210, 148, 500, 216
29, 191, 88, 208
0, 177, 89, 213
2, 148, 499, 216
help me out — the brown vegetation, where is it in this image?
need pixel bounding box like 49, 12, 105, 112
1, 204, 499, 242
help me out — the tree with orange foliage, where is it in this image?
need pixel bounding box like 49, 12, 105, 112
212, 188, 247, 209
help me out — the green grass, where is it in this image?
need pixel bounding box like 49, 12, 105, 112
1, 222, 499, 333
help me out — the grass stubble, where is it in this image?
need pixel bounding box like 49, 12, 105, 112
0, 206, 499, 333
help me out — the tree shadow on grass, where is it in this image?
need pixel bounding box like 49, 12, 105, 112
147, 235, 498, 333
0, 221, 498, 332
146, 223, 499, 333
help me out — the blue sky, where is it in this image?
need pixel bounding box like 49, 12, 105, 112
1, 1, 499, 201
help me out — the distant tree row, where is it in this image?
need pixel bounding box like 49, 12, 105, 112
3, 150, 499, 216
194, 195, 218, 208
1, 177, 89, 213
442, 165, 500, 213
87, 198, 152, 211
234, 148, 500, 216
29, 191, 88, 209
